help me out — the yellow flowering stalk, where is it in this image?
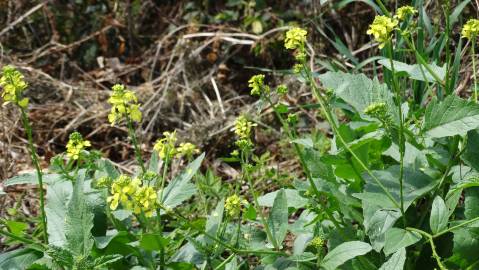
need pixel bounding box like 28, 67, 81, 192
462, 19, 479, 40
233, 115, 256, 139
107, 84, 142, 125
154, 131, 178, 160
310, 236, 325, 249
276, 84, 288, 95
394, 6, 417, 21
176, 142, 199, 158
225, 194, 247, 217
248, 74, 269, 96
66, 132, 91, 160
284, 27, 307, 50
0, 65, 29, 108
107, 175, 140, 211
133, 186, 157, 217
367, 15, 398, 49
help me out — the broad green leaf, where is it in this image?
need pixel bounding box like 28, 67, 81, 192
423, 95, 479, 138
462, 129, 479, 171
430, 196, 449, 234
5, 220, 28, 236
451, 228, 479, 268
383, 228, 421, 256
46, 180, 72, 246
363, 206, 401, 251
378, 248, 406, 270
303, 148, 335, 181
465, 188, 479, 220
258, 189, 307, 209
449, 0, 471, 26
318, 71, 398, 123
205, 199, 224, 245
160, 153, 204, 211
355, 166, 437, 212
267, 189, 288, 247
147, 151, 160, 174
65, 171, 94, 256
321, 241, 372, 270
140, 233, 169, 251
378, 59, 445, 83
95, 159, 120, 179
4, 173, 63, 187
0, 249, 42, 270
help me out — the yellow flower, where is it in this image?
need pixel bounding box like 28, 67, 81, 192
133, 186, 158, 217
225, 194, 247, 217
176, 142, 199, 158
462, 19, 479, 40
367, 15, 398, 49
107, 84, 142, 125
0, 65, 29, 108
233, 115, 256, 139
248, 74, 269, 96
284, 27, 308, 50
66, 132, 91, 160
310, 236, 325, 248
153, 131, 178, 160
394, 6, 417, 21
276, 84, 288, 95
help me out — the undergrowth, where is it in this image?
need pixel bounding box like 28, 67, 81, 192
2, 1, 479, 269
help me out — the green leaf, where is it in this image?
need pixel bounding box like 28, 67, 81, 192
321, 241, 372, 270
160, 153, 204, 211
378, 248, 406, 270
363, 207, 401, 251
465, 187, 479, 220
423, 95, 479, 138
355, 166, 437, 212
0, 248, 42, 270
204, 199, 224, 245
462, 129, 479, 171
65, 171, 94, 256
451, 228, 479, 268
378, 59, 445, 83
430, 196, 449, 234
258, 189, 307, 209
46, 181, 72, 247
449, 0, 471, 26
267, 189, 288, 247
4, 173, 63, 187
140, 233, 169, 251
318, 71, 398, 122
148, 151, 160, 174
5, 220, 28, 236
383, 228, 422, 256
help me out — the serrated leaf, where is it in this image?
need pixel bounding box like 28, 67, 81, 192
383, 228, 421, 256
321, 241, 372, 270
378, 248, 406, 270
267, 189, 288, 247
423, 95, 479, 138
378, 59, 445, 83
65, 171, 94, 256
430, 196, 449, 234
319, 71, 398, 122
160, 153, 204, 211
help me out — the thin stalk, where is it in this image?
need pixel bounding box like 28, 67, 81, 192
0, 229, 42, 247
387, 41, 407, 226
472, 37, 478, 102
214, 254, 235, 270
157, 154, 170, 270
433, 215, 479, 239
20, 108, 48, 244
407, 228, 447, 270
126, 116, 146, 174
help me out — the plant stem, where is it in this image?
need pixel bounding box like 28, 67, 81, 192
387, 41, 407, 226
0, 229, 41, 247
407, 228, 447, 270
472, 37, 478, 102
20, 108, 48, 244
433, 216, 479, 239
126, 116, 146, 174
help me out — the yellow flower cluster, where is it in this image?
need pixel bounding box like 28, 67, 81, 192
107, 84, 142, 125
66, 132, 91, 160
394, 6, 417, 21
310, 236, 325, 248
284, 27, 307, 50
107, 175, 158, 217
462, 19, 479, 40
154, 131, 199, 160
367, 16, 398, 49
248, 74, 269, 96
0, 65, 29, 108
225, 194, 247, 217
233, 115, 256, 150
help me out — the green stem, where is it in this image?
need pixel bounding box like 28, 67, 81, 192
387, 41, 407, 226
0, 229, 42, 247
20, 108, 48, 244
472, 37, 478, 102
433, 216, 479, 239
407, 228, 447, 270
126, 116, 146, 174
214, 254, 235, 270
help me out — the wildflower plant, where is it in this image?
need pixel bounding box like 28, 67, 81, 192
65, 132, 91, 160
367, 15, 398, 48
